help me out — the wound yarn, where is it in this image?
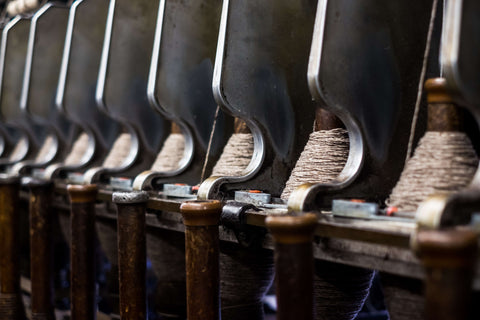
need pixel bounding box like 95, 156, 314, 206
8, 138, 28, 162
281, 128, 349, 200
150, 133, 185, 172
35, 135, 55, 163
102, 133, 132, 169
211, 133, 254, 177
64, 133, 90, 166
387, 131, 478, 214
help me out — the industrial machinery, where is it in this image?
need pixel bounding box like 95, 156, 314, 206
0, 0, 478, 319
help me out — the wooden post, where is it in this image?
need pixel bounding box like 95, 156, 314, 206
416, 228, 477, 320
113, 191, 148, 320
67, 184, 98, 320
0, 175, 25, 319
266, 213, 317, 320
180, 200, 222, 320
26, 179, 55, 320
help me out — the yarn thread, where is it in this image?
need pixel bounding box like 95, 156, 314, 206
8, 138, 28, 161
102, 133, 131, 168
281, 128, 349, 200
314, 261, 374, 320
211, 133, 254, 177
35, 135, 55, 163
150, 133, 185, 172
64, 133, 89, 166
387, 131, 478, 213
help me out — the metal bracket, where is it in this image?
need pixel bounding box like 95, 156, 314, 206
221, 201, 265, 248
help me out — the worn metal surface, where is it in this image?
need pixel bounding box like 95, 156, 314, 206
0, 176, 24, 319
17, 2, 79, 173
289, 0, 437, 211
181, 200, 222, 320
86, 0, 169, 183
46, 0, 121, 178
134, 0, 230, 189
198, 0, 317, 199
415, 228, 478, 320
26, 180, 55, 320
0, 16, 43, 166
113, 191, 148, 320
67, 184, 98, 320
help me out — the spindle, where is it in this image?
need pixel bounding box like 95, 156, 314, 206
113, 191, 148, 320
266, 213, 317, 320
180, 200, 222, 320
0, 175, 25, 320
67, 184, 98, 320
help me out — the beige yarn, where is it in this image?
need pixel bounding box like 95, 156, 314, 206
8, 138, 28, 161
281, 128, 349, 200
151, 133, 185, 172
388, 131, 478, 213
211, 133, 254, 177
35, 135, 55, 163
102, 133, 132, 168
64, 133, 90, 166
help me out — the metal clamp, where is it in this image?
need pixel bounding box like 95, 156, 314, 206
221, 201, 265, 248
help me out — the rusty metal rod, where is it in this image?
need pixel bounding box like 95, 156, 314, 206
67, 184, 98, 320
112, 191, 148, 320
26, 179, 55, 320
180, 200, 222, 320
266, 214, 317, 320
416, 228, 478, 320
0, 175, 25, 320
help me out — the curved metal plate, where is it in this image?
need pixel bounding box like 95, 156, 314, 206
0, 16, 45, 162
56, 0, 120, 158
290, 0, 437, 210
21, 3, 78, 155
138, 0, 230, 187
441, 0, 480, 188
200, 0, 317, 198
442, 0, 480, 113
97, 0, 168, 156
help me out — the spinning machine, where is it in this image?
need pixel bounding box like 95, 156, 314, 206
0, 0, 479, 320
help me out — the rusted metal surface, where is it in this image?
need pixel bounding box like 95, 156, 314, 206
113, 191, 148, 320
266, 214, 317, 320
416, 228, 478, 320
67, 184, 98, 320
180, 200, 222, 320
26, 179, 55, 320
0, 176, 25, 320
